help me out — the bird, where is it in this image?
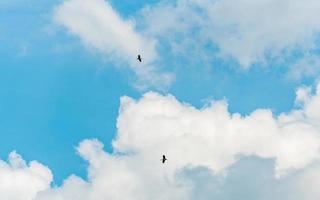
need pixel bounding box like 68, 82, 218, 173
161, 155, 167, 164
137, 54, 142, 62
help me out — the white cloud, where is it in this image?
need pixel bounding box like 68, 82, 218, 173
2, 82, 320, 199
54, 0, 173, 89
0, 82, 320, 199
141, 0, 320, 67
0, 151, 52, 200
114, 85, 320, 177
293, 82, 320, 122
54, 0, 320, 86
33, 81, 320, 199
36, 139, 190, 200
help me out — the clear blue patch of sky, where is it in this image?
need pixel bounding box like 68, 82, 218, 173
109, 0, 160, 17
170, 59, 304, 115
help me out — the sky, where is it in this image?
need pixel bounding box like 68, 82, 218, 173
1, 0, 320, 199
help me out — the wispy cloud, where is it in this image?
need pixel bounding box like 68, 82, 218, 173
287, 55, 320, 80
53, 0, 173, 90
54, 0, 320, 88
141, 0, 320, 67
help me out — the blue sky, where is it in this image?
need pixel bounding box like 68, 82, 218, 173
0, 0, 136, 181
1, 0, 320, 199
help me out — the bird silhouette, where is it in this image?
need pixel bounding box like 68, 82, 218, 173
161, 155, 167, 164
137, 55, 142, 62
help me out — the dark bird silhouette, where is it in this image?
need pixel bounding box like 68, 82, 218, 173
161, 155, 167, 164
137, 55, 142, 62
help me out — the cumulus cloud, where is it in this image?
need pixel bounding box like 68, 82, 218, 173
141, 0, 320, 67
35, 139, 190, 200
32, 81, 320, 199
0, 80, 320, 200
0, 82, 319, 199
114, 84, 320, 177
2, 82, 320, 199
0, 151, 52, 200
53, 0, 173, 89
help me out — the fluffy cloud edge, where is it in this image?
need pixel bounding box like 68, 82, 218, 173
0, 151, 52, 200
2, 81, 320, 199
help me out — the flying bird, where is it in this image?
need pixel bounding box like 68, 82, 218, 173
161, 155, 167, 164
137, 54, 142, 62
